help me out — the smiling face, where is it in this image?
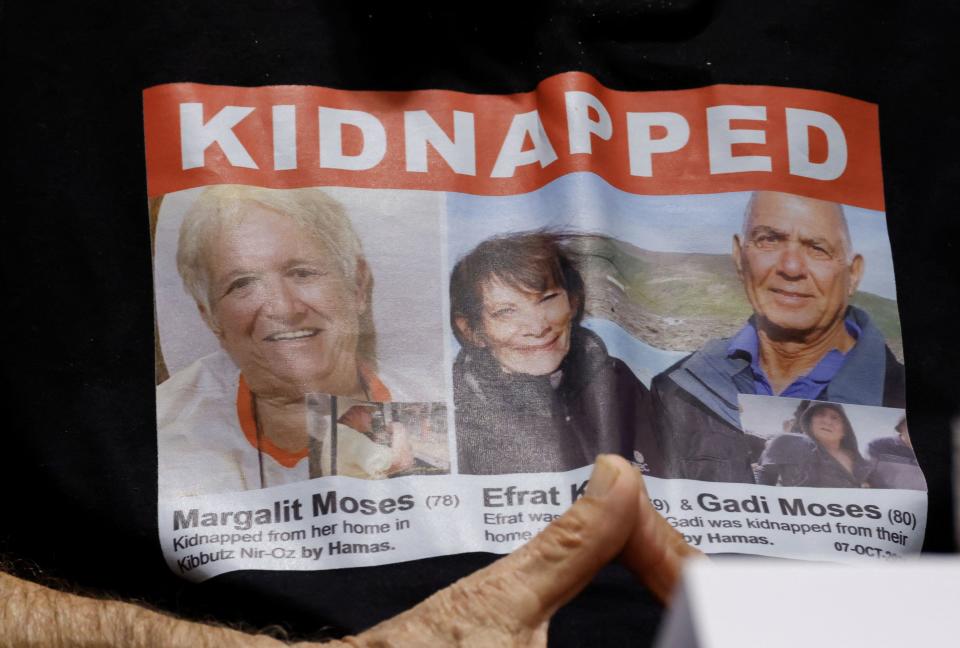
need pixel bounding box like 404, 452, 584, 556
470, 277, 575, 376
808, 407, 847, 448
733, 192, 864, 341
201, 204, 365, 397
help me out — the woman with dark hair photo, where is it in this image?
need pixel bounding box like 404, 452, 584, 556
449, 230, 658, 475
757, 401, 873, 488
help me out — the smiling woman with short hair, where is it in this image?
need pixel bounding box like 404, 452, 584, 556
756, 401, 873, 488
158, 185, 414, 497
449, 230, 658, 475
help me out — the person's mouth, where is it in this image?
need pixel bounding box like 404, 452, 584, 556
515, 333, 561, 353
263, 327, 321, 342
769, 288, 813, 303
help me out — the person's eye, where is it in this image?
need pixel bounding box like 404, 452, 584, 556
807, 245, 833, 260
490, 307, 516, 319
289, 267, 327, 279
540, 292, 559, 303
224, 276, 256, 296
752, 234, 780, 249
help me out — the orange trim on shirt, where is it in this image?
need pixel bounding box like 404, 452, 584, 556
237, 376, 309, 468
236, 366, 392, 467
359, 362, 392, 402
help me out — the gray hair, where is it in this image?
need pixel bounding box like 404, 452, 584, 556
176, 185, 377, 364
177, 185, 364, 313
742, 191, 854, 262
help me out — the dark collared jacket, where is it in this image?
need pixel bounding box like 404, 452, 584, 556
454, 326, 660, 475
756, 433, 874, 488
867, 437, 927, 490
651, 307, 905, 483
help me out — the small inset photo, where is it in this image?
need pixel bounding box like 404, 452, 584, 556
306, 397, 450, 480
739, 394, 925, 491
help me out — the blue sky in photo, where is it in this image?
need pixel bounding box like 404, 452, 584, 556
445, 173, 898, 300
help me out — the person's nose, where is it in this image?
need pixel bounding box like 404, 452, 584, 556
517, 306, 551, 338
775, 240, 808, 280
262, 276, 307, 321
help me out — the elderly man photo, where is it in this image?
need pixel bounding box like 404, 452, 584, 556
651, 191, 905, 483
449, 230, 658, 475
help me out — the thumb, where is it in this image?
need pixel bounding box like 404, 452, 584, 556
347, 455, 640, 646
487, 454, 640, 623
621, 472, 703, 603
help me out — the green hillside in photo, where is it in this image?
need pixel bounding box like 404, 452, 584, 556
568, 235, 903, 361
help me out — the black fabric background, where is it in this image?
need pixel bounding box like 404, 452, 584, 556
3, 1, 958, 644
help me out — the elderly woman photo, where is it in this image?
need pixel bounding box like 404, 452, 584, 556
756, 401, 873, 488
157, 185, 415, 497
450, 230, 658, 475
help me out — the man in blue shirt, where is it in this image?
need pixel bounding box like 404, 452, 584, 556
651, 191, 905, 483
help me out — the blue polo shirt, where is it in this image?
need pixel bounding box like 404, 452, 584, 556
726, 316, 862, 399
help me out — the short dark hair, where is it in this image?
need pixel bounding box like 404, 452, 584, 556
449, 230, 585, 348
799, 402, 863, 460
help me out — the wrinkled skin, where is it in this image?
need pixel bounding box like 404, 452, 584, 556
0, 456, 700, 648
323, 455, 702, 647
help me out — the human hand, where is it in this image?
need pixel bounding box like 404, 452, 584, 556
621, 464, 704, 602
329, 455, 700, 647
0, 456, 698, 648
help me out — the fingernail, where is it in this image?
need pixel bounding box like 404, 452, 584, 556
585, 455, 620, 498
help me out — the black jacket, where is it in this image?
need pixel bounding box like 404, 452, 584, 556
454, 326, 660, 475
756, 433, 873, 488
651, 308, 905, 484
867, 437, 926, 490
